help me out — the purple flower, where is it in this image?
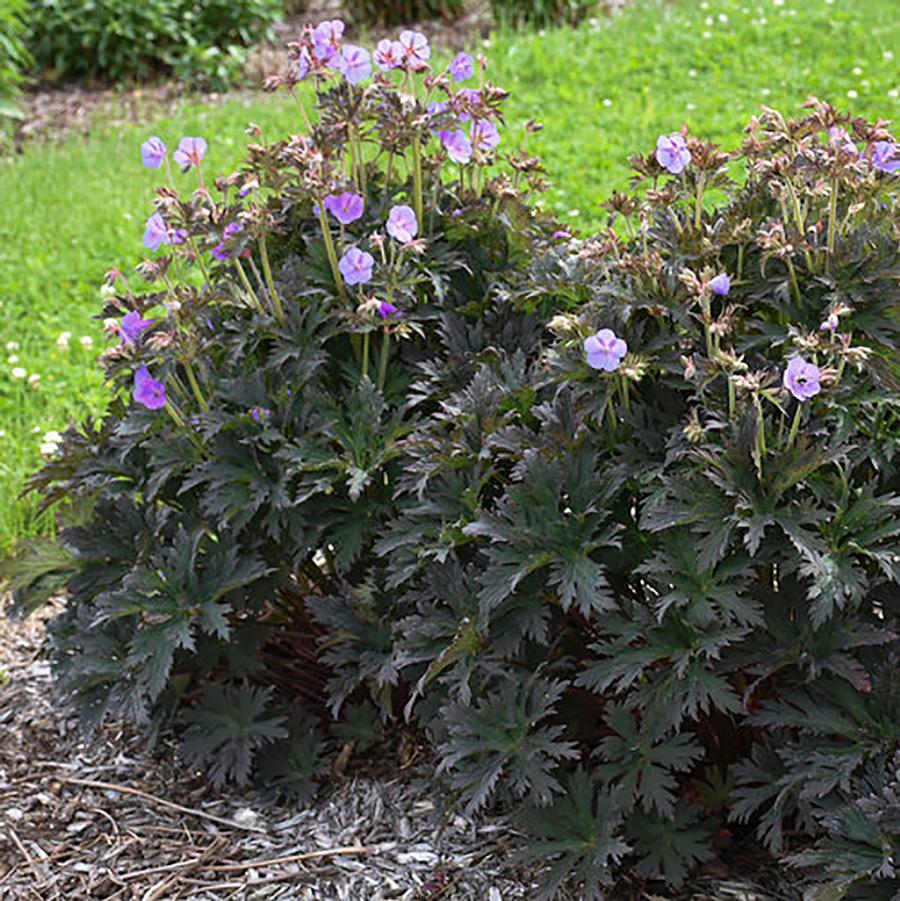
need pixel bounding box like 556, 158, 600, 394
398, 30, 430, 69
142, 213, 169, 251
223, 222, 242, 239
374, 39, 403, 71
709, 272, 731, 296
656, 133, 691, 174
427, 100, 450, 133
173, 137, 207, 171
386, 205, 418, 243
440, 129, 473, 165
170, 228, 188, 245
819, 312, 839, 332
140, 136, 167, 169
584, 328, 628, 372
120, 311, 153, 345
471, 119, 500, 152
324, 192, 364, 225
871, 140, 900, 174
133, 366, 166, 410
378, 301, 402, 319
250, 406, 271, 423
449, 52, 474, 82
783, 356, 821, 401
312, 19, 344, 63
338, 246, 375, 286
338, 45, 371, 84
296, 47, 312, 81
552, 230, 571, 240
455, 88, 482, 122
827, 126, 857, 155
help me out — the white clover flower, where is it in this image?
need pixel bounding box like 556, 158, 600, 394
5, 341, 19, 351
57, 331, 71, 350
79, 335, 94, 350
7, 354, 18, 364
889, 89, 899, 99
602, 98, 612, 106
11, 367, 26, 380
28, 373, 41, 388
885, 51, 895, 61
852, 66, 863, 75
847, 89, 858, 99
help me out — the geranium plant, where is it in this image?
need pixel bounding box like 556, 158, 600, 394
7, 17, 900, 898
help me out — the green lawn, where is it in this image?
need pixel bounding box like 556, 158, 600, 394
1, 0, 897, 556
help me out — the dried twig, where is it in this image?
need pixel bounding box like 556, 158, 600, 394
206, 844, 378, 873
60, 777, 266, 834
5, 825, 39, 882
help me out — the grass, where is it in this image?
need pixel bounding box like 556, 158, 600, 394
0, 0, 897, 557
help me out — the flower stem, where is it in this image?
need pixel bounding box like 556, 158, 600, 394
184, 360, 209, 411
785, 178, 815, 273
377, 330, 391, 391
234, 258, 265, 314
258, 234, 285, 323
411, 132, 424, 232
786, 258, 802, 306
693, 172, 705, 230
786, 402, 803, 449
728, 375, 736, 419
317, 204, 346, 299
361, 331, 370, 382
827, 178, 838, 260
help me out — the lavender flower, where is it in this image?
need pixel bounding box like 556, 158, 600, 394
339, 247, 375, 286
374, 39, 403, 71
250, 406, 271, 423
709, 272, 731, 296
471, 119, 500, 152
783, 356, 821, 401
339, 45, 371, 84
398, 30, 430, 69
378, 301, 402, 319
455, 88, 482, 122
449, 52, 474, 82
440, 129, 473, 165
827, 126, 857, 155
585, 328, 628, 372
142, 213, 169, 251
296, 47, 312, 81
386, 205, 418, 243
324, 192, 364, 224
133, 366, 166, 410
819, 312, 839, 332
120, 311, 153, 345
312, 19, 344, 63
871, 140, 900, 173
656, 133, 691, 174
173, 137, 207, 172
140, 136, 167, 169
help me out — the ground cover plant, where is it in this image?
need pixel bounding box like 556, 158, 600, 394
0, 0, 29, 137
8, 10, 900, 898
1, 0, 897, 556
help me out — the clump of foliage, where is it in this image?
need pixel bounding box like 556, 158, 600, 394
8, 14, 900, 898
344, 0, 464, 28
0, 0, 30, 135
490, 0, 597, 29
26, 0, 282, 87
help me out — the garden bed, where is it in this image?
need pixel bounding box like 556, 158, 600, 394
0, 605, 797, 900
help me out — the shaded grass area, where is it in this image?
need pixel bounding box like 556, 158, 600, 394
1, 0, 898, 555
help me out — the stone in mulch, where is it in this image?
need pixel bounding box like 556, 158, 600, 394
0, 600, 801, 900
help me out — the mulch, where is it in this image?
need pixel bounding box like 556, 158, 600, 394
0, 598, 803, 900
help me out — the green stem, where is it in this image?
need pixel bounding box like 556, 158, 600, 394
786, 402, 803, 449
188, 236, 211, 286
737, 243, 744, 281
361, 331, 370, 382
786, 258, 802, 306
411, 132, 424, 231
785, 179, 815, 273
183, 360, 209, 411
827, 178, 838, 260
234, 258, 265, 314
165, 398, 205, 452
258, 234, 285, 323
693, 173, 705, 230
377, 330, 390, 391
728, 376, 736, 419
317, 204, 346, 298
619, 375, 631, 413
